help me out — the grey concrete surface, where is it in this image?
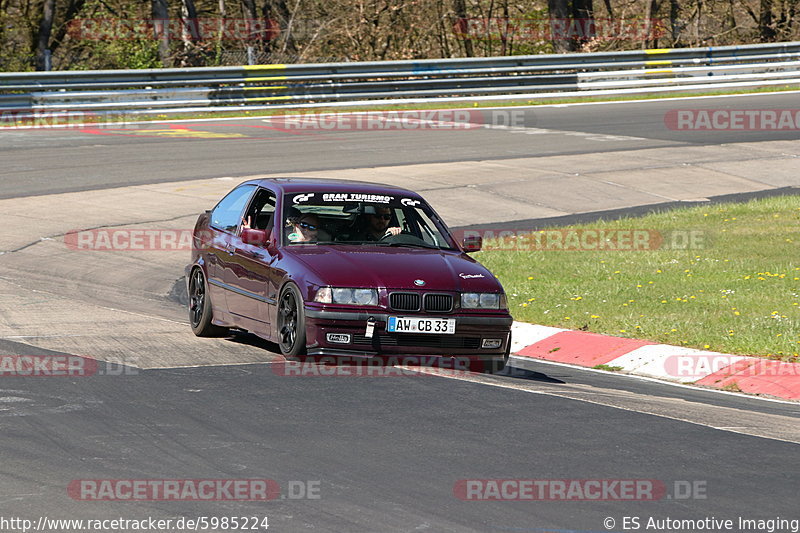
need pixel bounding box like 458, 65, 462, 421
2, 92, 800, 199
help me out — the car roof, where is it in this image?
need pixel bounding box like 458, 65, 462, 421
241, 177, 424, 199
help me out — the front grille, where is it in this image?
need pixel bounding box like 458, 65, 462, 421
390, 292, 420, 312
352, 334, 480, 349
424, 293, 453, 312
389, 292, 454, 313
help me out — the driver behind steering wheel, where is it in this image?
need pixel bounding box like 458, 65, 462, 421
353, 205, 402, 241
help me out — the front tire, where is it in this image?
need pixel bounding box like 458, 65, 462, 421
278, 283, 306, 357
188, 267, 229, 337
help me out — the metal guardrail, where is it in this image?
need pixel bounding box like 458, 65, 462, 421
2, 41, 800, 116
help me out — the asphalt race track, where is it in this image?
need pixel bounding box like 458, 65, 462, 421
0, 92, 798, 533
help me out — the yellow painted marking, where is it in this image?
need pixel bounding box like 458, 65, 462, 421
643, 69, 674, 75
645, 48, 671, 54
242, 86, 288, 91
244, 96, 292, 102
645, 60, 672, 66
243, 64, 286, 70
122, 128, 248, 139
242, 76, 288, 82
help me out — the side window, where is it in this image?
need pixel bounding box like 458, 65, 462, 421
210, 185, 256, 233
244, 188, 277, 231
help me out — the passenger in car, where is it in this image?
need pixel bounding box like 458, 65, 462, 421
285, 210, 330, 243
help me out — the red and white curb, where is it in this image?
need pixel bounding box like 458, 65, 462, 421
510, 322, 800, 401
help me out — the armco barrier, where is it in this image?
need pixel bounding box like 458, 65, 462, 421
1, 41, 800, 116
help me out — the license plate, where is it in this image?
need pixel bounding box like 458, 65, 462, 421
387, 316, 456, 335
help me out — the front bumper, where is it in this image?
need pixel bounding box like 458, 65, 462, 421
303, 308, 512, 360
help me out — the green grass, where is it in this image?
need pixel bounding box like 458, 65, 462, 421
593, 364, 625, 372
474, 195, 800, 361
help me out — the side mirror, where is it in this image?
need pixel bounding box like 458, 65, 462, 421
241, 228, 269, 246
462, 234, 482, 252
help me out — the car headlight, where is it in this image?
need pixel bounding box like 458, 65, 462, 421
332, 288, 353, 303
461, 293, 480, 308
314, 287, 378, 306
479, 293, 500, 308
461, 292, 503, 309
353, 288, 378, 306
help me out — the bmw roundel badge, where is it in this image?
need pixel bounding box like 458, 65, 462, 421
414, 279, 426, 286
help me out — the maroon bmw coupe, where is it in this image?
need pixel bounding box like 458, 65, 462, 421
186, 178, 512, 373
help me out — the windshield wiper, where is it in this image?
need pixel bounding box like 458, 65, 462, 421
374, 241, 439, 249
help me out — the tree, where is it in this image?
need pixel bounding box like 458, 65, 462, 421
548, 0, 594, 52
35, 0, 56, 70
759, 0, 777, 40
548, 0, 571, 52
152, 0, 170, 66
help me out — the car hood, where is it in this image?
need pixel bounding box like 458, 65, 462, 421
287, 245, 503, 292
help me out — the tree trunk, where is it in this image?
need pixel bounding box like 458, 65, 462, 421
572, 0, 594, 47
152, 0, 170, 66
643, 0, 660, 48
241, 0, 259, 43
181, 0, 198, 45
179, 0, 199, 66
35, 0, 56, 70
548, 0, 571, 52
51, 0, 87, 55
263, 0, 297, 55
452, 0, 474, 57
669, 0, 680, 45
760, 0, 777, 41
694, 0, 703, 46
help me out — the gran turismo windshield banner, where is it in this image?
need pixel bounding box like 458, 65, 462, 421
289, 192, 422, 208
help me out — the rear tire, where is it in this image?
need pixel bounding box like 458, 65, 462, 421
278, 283, 306, 357
188, 267, 229, 337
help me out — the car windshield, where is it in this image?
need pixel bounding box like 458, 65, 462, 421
282, 192, 456, 249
